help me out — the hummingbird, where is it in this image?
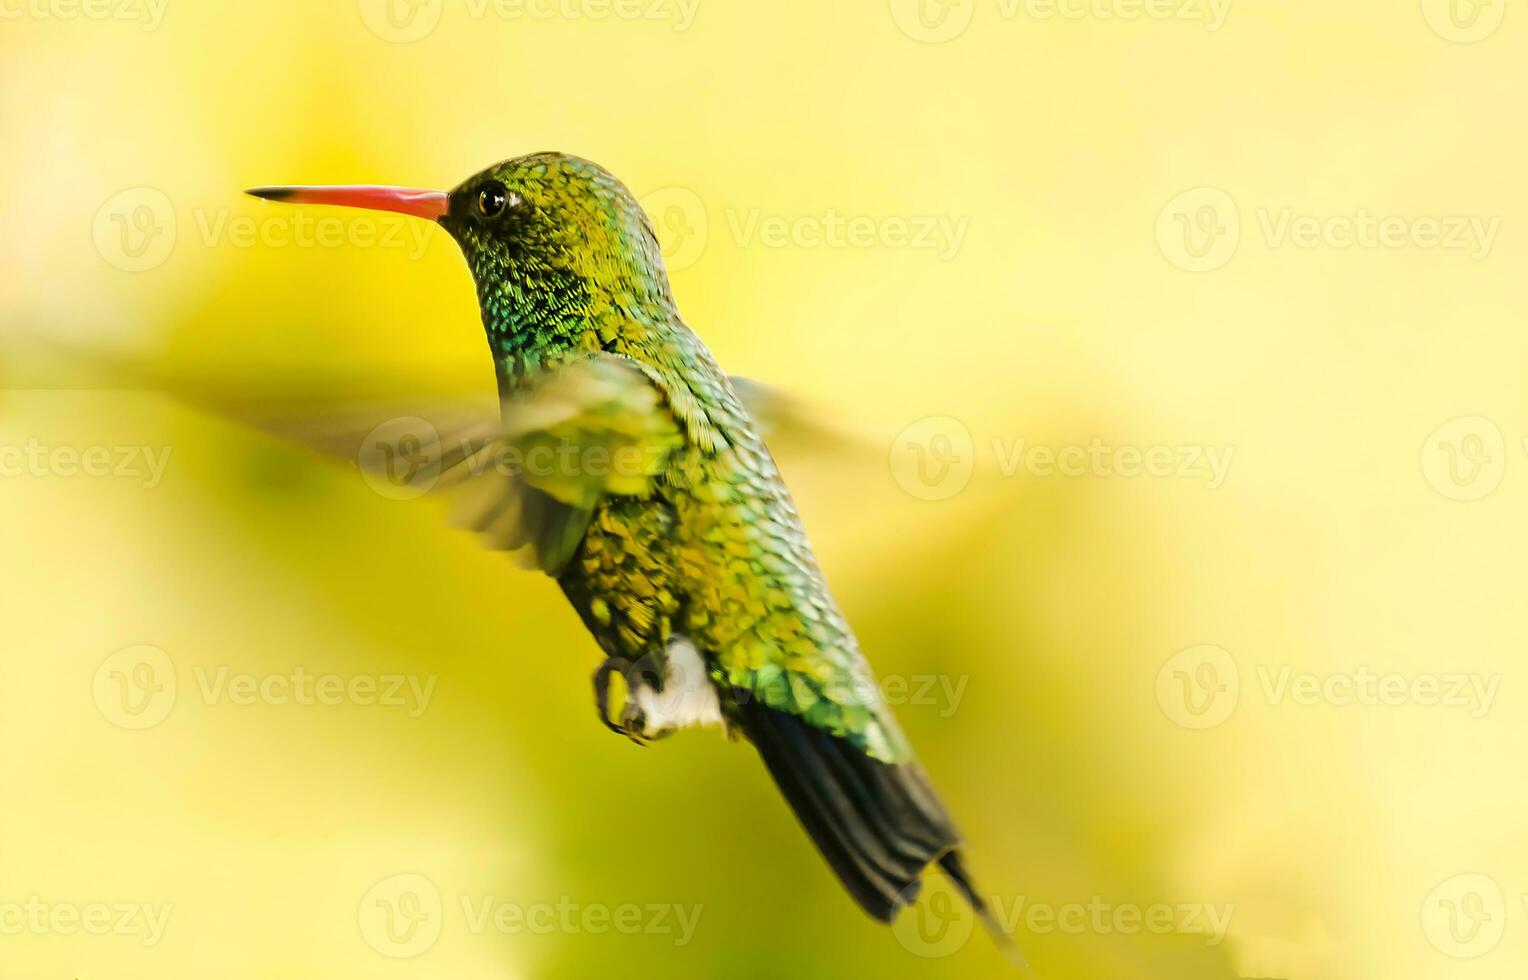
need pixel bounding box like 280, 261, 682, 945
247, 153, 1018, 961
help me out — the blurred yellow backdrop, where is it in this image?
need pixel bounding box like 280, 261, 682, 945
3, 1, 1527, 978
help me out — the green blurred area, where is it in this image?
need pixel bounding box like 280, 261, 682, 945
3, 2, 1528, 978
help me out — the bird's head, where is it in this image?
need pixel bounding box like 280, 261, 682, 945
247, 152, 675, 367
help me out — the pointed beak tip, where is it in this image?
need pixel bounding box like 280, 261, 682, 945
240, 184, 449, 220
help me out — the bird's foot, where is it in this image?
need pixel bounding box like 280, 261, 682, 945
592, 655, 675, 746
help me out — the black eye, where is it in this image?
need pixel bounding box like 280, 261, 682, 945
476, 183, 509, 219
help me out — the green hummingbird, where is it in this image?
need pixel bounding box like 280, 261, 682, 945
247, 153, 1017, 961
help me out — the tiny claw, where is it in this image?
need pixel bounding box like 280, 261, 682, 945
593, 656, 632, 736
619, 698, 653, 746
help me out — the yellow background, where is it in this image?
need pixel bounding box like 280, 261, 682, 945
2, 1, 1526, 977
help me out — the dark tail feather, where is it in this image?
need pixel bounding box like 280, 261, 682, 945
941, 850, 1033, 972
737, 698, 1029, 968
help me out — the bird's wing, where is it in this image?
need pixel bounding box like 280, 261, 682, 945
247, 353, 684, 574
444, 353, 684, 572
47, 335, 849, 571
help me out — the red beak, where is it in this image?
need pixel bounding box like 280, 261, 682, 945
245, 184, 449, 221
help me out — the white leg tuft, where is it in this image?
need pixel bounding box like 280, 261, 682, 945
634, 638, 724, 735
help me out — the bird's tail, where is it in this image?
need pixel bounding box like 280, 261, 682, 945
735, 698, 1030, 970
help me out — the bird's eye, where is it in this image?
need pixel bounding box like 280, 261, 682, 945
476, 183, 510, 219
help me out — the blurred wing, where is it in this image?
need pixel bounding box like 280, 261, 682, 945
729, 375, 871, 457
446, 354, 684, 572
